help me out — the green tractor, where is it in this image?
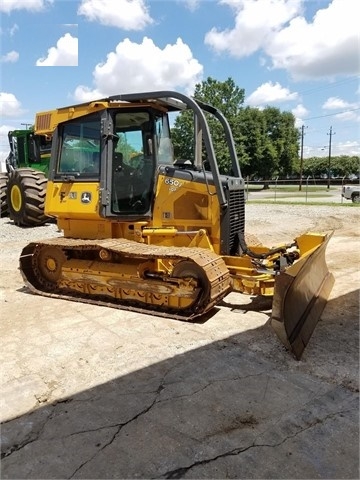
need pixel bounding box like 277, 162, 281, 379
0, 129, 52, 226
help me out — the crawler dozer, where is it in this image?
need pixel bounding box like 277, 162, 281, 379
19, 91, 334, 359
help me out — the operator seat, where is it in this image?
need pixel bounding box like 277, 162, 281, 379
112, 152, 152, 213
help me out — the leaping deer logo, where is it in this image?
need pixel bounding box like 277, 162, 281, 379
81, 192, 92, 204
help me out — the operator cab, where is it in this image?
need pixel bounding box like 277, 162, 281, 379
110, 109, 174, 216
52, 106, 175, 219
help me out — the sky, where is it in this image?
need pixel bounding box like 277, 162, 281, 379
0, 0, 359, 166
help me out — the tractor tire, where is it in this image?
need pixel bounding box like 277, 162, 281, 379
0, 172, 8, 217
7, 168, 49, 227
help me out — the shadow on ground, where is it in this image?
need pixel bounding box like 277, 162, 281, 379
1, 291, 359, 479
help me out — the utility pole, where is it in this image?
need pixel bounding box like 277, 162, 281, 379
299, 125, 307, 191
21, 123, 32, 130
327, 126, 335, 190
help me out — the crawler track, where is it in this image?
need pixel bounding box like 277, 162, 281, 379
20, 237, 232, 321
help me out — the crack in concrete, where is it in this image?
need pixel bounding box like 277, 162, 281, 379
68, 378, 167, 478
2, 366, 356, 479
156, 370, 270, 404
0, 401, 69, 459
158, 406, 357, 479
265, 385, 356, 436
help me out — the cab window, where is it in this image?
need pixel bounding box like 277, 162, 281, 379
111, 111, 155, 214
58, 119, 101, 175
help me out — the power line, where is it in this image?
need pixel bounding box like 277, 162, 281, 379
295, 77, 359, 97
304, 107, 360, 121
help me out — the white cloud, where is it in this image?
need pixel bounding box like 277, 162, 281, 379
0, 92, 26, 118
73, 86, 103, 103
322, 96, 360, 121
36, 33, 78, 66
78, 0, 153, 30
246, 81, 298, 106
304, 139, 360, 158
334, 111, 360, 122
304, 137, 360, 158
205, 0, 302, 57
205, 0, 360, 80
1, 51, 19, 63
182, 0, 200, 12
292, 103, 309, 128
0, 124, 13, 164
268, 0, 360, 79
322, 97, 354, 110
332, 140, 360, 157
74, 37, 203, 101
0, 124, 14, 153
292, 103, 308, 118
0, 0, 53, 13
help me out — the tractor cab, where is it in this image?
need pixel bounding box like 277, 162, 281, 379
46, 101, 176, 228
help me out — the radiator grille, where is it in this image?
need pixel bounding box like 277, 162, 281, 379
220, 187, 245, 255
35, 113, 51, 132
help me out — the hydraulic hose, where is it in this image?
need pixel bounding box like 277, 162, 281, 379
237, 232, 296, 260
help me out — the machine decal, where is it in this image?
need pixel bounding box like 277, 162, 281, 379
81, 192, 92, 204
164, 177, 183, 192
68, 192, 77, 199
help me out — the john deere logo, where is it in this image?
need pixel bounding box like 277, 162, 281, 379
81, 192, 92, 204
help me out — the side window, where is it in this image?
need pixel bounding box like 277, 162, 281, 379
58, 118, 101, 174
111, 111, 155, 214
156, 115, 174, 165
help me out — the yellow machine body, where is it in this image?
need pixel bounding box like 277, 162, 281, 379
20, 91, 334, 359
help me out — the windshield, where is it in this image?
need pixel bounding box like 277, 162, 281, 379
58, 119, 101, 174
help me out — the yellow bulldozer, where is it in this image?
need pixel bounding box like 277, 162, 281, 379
19, 91, 334, 359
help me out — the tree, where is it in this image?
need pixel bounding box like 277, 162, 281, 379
262, 108, 298, 177
171, 77, 245, 173
171, 76, 299, 178
236, 107, 269, 178
300, 155, 360, 178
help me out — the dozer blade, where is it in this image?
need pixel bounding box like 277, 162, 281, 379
271, 232, 334, 360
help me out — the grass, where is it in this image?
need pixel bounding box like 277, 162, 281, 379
245, 183, 360, 206
246, 184, 339, 193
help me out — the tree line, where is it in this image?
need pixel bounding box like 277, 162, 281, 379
171, 77, 359, 179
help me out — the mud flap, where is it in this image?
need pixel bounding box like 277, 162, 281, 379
271, 232, 334, 360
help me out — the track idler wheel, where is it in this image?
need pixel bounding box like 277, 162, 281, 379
32, 246, 67, 291
172, 260, 211, 312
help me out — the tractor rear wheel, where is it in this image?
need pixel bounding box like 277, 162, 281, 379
7, 168, 49, 226
0, 172, 8, 217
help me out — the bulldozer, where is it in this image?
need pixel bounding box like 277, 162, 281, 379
19, 91, 334, 359
0, 129, 52, 225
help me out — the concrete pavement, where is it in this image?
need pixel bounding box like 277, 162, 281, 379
1, 292, 359, 479
1, 204, 359, 479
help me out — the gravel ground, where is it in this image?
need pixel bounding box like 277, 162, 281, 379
0, 203, 357, 244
